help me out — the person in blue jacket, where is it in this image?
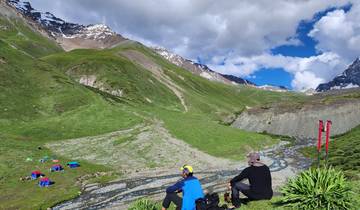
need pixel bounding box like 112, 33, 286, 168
162, 165, 204, 210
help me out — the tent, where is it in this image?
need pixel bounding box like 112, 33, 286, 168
50, 164, 63, 172
31, 170, 43, 180
67, 161, 80, 168
38, 177, 52, 187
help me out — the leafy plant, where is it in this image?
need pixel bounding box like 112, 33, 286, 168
128, 199, 160, 210
278, 167, 353, 210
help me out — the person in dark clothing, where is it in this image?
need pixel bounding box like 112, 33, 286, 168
229, 152, 273, 208
162, 165, 204, 210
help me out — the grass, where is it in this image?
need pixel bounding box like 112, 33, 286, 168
0, 136, 113, 210
300, 125, 360, 180
154, 109, 278, 160
0, 13, 62, 58
327, 125, 360, 179
130, 196, 286, 210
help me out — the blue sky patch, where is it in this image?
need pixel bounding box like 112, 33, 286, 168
247, 68, 293, 89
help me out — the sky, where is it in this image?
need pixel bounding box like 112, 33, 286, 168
28, 0, 360, 91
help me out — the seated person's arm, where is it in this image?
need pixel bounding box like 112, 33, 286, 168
230, 168, 249, 186
166, 180, 184, 193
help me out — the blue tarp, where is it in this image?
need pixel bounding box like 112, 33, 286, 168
67, 161, 80, 168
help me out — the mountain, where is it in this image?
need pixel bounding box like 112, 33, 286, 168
7, 0, 127, 51
153, 47, 254, 85
257, 85, 288, 92
8, 0, 255, 86
316, 58, 360, 92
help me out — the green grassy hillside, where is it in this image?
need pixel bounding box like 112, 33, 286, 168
328, 125, 360, 179
0, 10, 62, 57
42, 42, 307, 159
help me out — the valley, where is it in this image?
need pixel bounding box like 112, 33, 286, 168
1, 0, 360, 209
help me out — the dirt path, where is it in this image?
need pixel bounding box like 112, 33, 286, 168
52, 136, 314, 210
120, 50, 188, 112
46, 120, 237, 174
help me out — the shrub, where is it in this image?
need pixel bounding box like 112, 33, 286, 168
278, 167, 353, 210
128, 198, 159, 210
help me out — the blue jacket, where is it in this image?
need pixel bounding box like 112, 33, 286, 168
166, 176, 204, 210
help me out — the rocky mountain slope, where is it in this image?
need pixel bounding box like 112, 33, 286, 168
316, 58, 360, 92
7, 0, 126, 51
232, 90, 360, 138
153, 47, 254, 86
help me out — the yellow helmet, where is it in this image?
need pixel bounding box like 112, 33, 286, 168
180, 164, 193, 173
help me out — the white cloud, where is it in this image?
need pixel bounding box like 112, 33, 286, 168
27, 0, 356, 90
309, 7, 360, 61
28, 0, 346, 58
209, 52, 347, 90
292, 71, 324, 91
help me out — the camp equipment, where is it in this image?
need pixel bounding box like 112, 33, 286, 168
31, 170, 43, 180
51, 164, 63, 172
67, 161, 80, 168
38, 177, 51, 187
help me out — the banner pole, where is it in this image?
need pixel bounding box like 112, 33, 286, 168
317, 120, 323, 167
325, 120, 332, 163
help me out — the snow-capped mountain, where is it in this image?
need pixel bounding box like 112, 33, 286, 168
316, 58, 360, 92
153, 47, 254, 86
257, 85, 288, 92
7, 0, 126, 51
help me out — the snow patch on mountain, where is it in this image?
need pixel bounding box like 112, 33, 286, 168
154, 46, 183, 66
257, 85, 288, 92
63, 24, 115, 40
7, 0, 126, 51
330, 83, 359, 90
316, 58, 360, 92
153, 46, 254, 86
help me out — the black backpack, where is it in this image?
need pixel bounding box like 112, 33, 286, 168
196, 193, 226, 210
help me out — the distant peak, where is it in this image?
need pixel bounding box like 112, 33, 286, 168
352, 57, 360, 65
316, 57, 360, 92
348, 57, 360, 70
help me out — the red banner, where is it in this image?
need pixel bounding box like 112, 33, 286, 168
318, 120, 323, 152
325, 120, 332, 154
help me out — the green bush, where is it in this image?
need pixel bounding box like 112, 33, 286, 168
278, 167, 353, 210
128, 199, 160, 210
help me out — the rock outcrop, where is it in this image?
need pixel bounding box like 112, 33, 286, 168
232, 99, 360, 138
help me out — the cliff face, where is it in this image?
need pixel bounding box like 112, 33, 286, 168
232, 100, 360, 138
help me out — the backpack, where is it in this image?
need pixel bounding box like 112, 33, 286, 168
196, 193, 226, 210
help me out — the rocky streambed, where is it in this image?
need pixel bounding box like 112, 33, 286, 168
52, 138, 315, 210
